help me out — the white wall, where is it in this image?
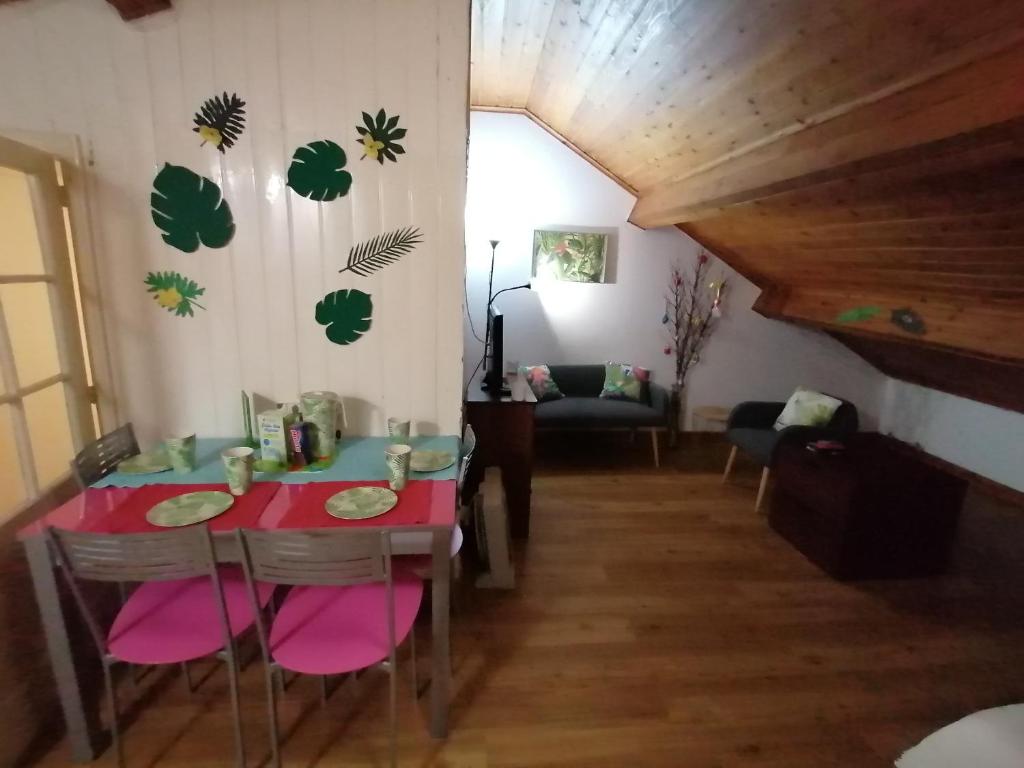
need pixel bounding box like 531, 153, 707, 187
881, 379, 1024, 493
465, 111, 886, 428
0, 0, 468, 444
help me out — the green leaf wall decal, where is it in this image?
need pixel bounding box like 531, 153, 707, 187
151, 163, 235, 253
144, 271, 206, 317
355, 108, 407, 164
315, 289, 373, 345
286, 140, 353, 201
339, 226, 423, 277
835, 305, 881, 324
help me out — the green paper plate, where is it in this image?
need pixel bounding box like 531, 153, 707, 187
410, 450, 455, 473
325, 486, 397, 520
118, 451, 172, 475
146, 491, 234, 527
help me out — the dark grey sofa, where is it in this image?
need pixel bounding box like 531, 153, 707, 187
533, 365, 671, 466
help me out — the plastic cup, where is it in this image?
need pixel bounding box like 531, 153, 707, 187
384, 443, 411, 491
387, 418, 411, 445
165, 434, 197, 474
221, 446, 254, 496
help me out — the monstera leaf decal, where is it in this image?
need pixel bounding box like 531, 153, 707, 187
151, 163, 235, 253
315, 289, 372, 345
286, 140, 352, 201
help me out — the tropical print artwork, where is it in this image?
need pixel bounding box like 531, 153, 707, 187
339, 226, 423, 277
192, 92, 246, 153
286, 140, 353, 201
355, 109, 407, 164
519, 364, 564, 401
600, 362, 650, 403
144, 271, 206, 317
532, 229, 609, 283
891, 307, 926, 335
315, 289, 373, 345
151, 163, 235, 252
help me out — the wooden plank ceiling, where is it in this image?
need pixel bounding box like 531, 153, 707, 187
471, 0, 1024, 411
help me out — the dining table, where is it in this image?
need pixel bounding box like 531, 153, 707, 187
19, 435, 460, 763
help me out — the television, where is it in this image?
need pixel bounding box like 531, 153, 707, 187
482, 303, 507, 393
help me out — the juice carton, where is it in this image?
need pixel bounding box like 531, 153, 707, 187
257, 407, 299, 467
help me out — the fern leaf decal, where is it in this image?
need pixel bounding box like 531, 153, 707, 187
192, 92, 246, 153
339, 226, 423, 277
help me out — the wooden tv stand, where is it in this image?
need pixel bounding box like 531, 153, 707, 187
465, 373, 535, 538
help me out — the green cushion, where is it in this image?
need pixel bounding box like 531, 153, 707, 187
599, 362, 650, 403
773, 387, 842, 431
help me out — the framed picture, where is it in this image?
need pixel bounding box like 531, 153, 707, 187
532, 227, 613, 283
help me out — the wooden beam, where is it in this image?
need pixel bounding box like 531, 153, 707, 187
630, 42, 1024, 227
752, 286, 1024, 363
106, 0, 171, 21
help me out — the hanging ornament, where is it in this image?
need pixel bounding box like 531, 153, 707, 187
663, 346, 672, 355
698, 251, 709, 265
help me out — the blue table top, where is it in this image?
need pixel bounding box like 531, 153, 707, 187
93, 435, 461, 488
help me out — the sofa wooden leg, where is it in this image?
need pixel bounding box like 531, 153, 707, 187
755, 467, 770, 514
722, 445, 737, 484
650, 429, 660, 468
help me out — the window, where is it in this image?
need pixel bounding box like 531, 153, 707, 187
0, 139, 97, 522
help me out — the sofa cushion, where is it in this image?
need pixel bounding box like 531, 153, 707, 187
519, 364, 564, 402
535, 396, 665, 428
599, 362, 651, 403
546, 365, 605, 398
773, 387, 842, 431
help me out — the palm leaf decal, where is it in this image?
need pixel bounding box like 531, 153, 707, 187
286, 140, 353, 201
315, 289, 373, 345
339, 226, 423, 277
144, 271, 206, 317
355, 108, 407, 164
192, 92, 246, 153
150, 163, 235, 253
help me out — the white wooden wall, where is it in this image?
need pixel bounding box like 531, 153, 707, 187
0, 0, 468, 443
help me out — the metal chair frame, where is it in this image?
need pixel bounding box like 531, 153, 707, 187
236, 528, 407, 768
69, 423, 140, 489
47, 525, 246, 768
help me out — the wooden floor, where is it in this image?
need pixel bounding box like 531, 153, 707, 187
34, 434, 1024, 767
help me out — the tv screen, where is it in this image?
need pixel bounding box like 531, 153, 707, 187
483, 304, 504, 392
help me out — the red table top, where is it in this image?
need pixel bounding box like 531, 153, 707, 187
19, 480, 455, 538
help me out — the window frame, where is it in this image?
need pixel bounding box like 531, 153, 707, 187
0, 136, 96, 507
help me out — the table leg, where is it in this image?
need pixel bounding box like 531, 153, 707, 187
23, 535, 104, 763
429, 530, 451, 738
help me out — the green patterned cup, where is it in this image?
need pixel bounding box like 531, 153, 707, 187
300, 391, 339, 460
387, 417, 411, 445
384, 443, 412, 491
164, 434, 197, 474
221, 446, 254, 496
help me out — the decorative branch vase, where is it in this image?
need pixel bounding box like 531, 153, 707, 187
669, 385, 683, 449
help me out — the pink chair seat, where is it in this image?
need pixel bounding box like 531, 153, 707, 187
269, 572, 423, 675
108, 566, 274, 665
401, 525, 463, 575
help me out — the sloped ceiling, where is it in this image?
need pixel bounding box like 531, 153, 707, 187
471, 0, 1024, 411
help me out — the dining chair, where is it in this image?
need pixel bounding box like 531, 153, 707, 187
69, 423, 140, 489
236, 528, 424, 768
47, 525, 273, 768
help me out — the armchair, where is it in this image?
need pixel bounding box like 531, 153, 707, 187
722, 398, 859, 512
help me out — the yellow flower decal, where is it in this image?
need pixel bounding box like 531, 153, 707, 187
155, 287, 183, 309
197, 125, 223, 148
361, 134, 386, 161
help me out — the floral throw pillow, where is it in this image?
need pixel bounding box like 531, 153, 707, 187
773, 387, 842, 431
599, 362, 650, 403
519, 364, 564, 402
